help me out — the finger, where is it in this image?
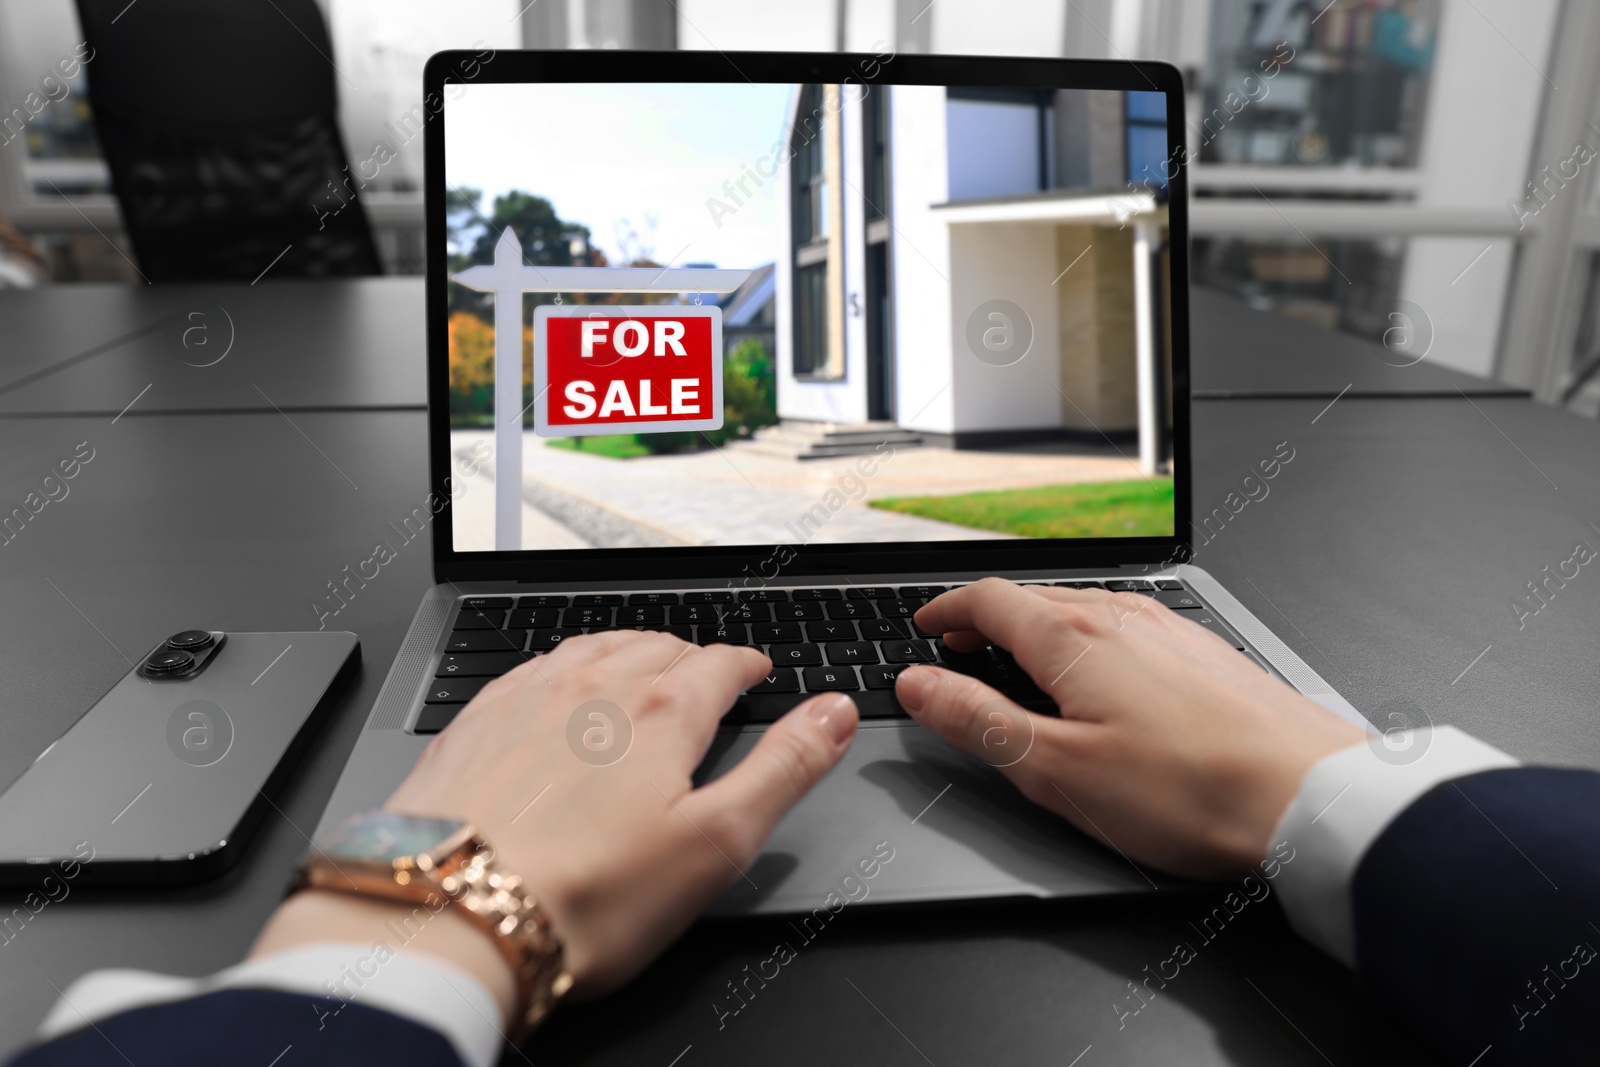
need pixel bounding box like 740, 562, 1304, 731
472, 630, 644, 703
896, 664, 1083, 780
680, 693, 858, 867
914, 578, 1073, 659
648, 642, 773, 739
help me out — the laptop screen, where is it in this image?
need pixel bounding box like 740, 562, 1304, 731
442, 76, 1178, 558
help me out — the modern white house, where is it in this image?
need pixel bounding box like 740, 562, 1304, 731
769, 82, 1173, 473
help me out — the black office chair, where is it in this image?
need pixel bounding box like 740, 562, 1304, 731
75, 0, 382, 282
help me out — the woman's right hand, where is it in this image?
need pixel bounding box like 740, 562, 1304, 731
894, 578, 1365, 879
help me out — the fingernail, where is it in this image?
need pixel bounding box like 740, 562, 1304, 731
805, 693, 856, 744
896, 666, 935, 712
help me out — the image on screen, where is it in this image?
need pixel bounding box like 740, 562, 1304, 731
444, 80, 1176, 553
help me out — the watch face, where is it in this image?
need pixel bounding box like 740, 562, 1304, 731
320, 811, 466, 863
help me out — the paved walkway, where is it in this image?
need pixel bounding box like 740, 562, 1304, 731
452, 430, 1146, 551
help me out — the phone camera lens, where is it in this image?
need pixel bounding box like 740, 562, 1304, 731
166, 630, 214, 652
144, 649, 195, 674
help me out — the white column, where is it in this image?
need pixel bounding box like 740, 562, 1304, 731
1132, 219, 1159, 476
491, 229, 523, 551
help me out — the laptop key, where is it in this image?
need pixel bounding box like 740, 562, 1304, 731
437, 652, 529, 677
517, 594, 569, 608
846, 586, 895, 599
527, 628, 581, 650
806, 620, 856, 642
752, 622, 803, 643
739, 589, 788, 602
1189, 614, 1246, 650
425, 677, 489, 704
774, 601, 823, 621
803, 666, 860, 691
720, 603, 771, 623
769, 643, 823, 666
879, 599, 921, 618
791, 588, 843, 600
563, 606, 614, 628
859, 619, 908, 640
507, 608, 560, 628
462, 596, 512, 610
446, 630, 527, 652
670, 604, 721, 624
414, 705, 464, 734
619, 606, 665, 626
1105, 579, 1154, 592
1155, 580, 1185, 591
452, 609, 502, 630
826, 600, 875, 620
1057, 580, 1104, 590
628, 592, 679, 605
1153, 590, 1203, 610
882, 639, 937, 664
748, 668, 800, 694
861, 665, 903, 689
573, 594, 624, 606
683, 590, 735, 603
898, 585, 946, 599
825, 641, 878, 665
697, 623, 750, 646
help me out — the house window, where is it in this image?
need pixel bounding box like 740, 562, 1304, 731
1125, 91, 1169, 188
795, 99, 827, 243
794, 261, 828, 376
863, 86, 887, 220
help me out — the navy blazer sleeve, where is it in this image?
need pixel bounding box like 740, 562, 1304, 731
1351, 767, 1600, 1065
8, 988, 468, 1067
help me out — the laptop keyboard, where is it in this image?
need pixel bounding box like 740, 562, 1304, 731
413, 579, 1241, 734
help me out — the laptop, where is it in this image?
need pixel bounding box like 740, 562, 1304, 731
314, 49, 1368, 912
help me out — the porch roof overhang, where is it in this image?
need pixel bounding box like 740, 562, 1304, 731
930, 189, 1166, 227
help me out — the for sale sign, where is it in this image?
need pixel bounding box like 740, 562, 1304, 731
532, 305, 723, 437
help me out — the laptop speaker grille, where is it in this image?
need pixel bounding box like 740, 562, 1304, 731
366, 596, 449, 730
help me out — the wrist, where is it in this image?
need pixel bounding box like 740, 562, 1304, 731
252, 889, 518, 1024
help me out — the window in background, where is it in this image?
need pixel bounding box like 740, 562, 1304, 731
1125, 89, 1167, 187
1201, 0, 1439, 168
325, 0, 521, 194
0, 0, 106, 195
1192, 235, 1407, 344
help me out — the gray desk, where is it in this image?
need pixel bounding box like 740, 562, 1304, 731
0, 279, 426, 417
1189, 287, 1531, 398
3, 390, 1598, 1065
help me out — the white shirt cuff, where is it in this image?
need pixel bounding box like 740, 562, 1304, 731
36, 943, 503, 1067
1268, 725, 1519, 967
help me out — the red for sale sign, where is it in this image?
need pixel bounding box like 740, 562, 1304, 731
532, 305, 724, 437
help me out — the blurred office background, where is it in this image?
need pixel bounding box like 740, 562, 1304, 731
2, 0, 1599, 412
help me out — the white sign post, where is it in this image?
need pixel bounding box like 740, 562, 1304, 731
452, 228, 750, 551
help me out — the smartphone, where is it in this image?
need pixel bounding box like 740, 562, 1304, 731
0, 630, 359, 886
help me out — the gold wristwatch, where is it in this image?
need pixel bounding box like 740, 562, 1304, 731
297, 810, 573, 1038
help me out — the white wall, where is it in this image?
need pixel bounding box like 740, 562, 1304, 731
1398, 0, 1561, 377
888, 85, 956, 432
947, 222, 1063, 431
674, 0, 837, 51
929, 0, 1065, 56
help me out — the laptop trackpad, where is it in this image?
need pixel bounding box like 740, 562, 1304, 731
703, 723, 1170, 915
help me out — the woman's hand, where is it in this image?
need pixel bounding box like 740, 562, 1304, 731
895, 578, 1364, 879
255, 630, 857, 1016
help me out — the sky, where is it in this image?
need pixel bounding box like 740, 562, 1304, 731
446, 82, 795, 270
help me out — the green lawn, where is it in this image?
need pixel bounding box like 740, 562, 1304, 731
869, 478, 1175, 538
546, 434, 654, 459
